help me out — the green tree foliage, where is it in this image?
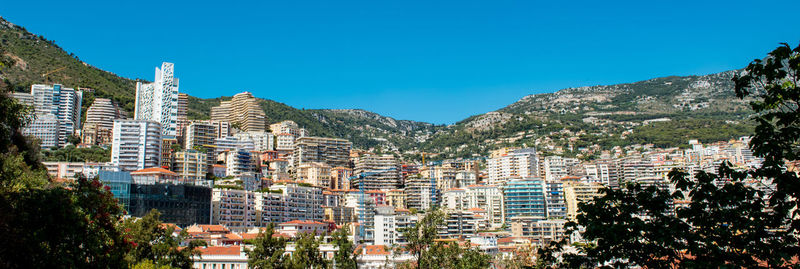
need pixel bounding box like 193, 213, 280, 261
0, 91, 131, 268
401, 210, 491, 269
331, 226, 358, 269
289, 231, 327, 269
537, 43, 800, 268
246, 224, 288, 269
41, 144, 111, 162
123, 209, 204, 269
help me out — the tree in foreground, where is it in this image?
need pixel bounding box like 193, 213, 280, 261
400, 209, 491, 269
537, 43, 800, 268
0, 92, 130, 268
246, 223, 288, 269
289, 231, 328, 269
331, 226, 358, 269
123, 209, 205, 269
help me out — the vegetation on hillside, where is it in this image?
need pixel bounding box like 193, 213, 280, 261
537, 42, 800, 268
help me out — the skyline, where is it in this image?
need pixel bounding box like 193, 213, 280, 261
2, 0, 799, 124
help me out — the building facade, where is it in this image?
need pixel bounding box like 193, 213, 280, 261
134, 62, 179, 139
111, 120, 162, 172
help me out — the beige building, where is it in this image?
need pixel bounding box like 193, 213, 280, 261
564, 182, 603, 220
292, 136, 352, 169
173, 150, 209, 186
296, 162, 332, 188
385, 189, 406, 209
210, 92, 267, 132
354, 154, 402, 190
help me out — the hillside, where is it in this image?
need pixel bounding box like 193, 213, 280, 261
419, 71, 756, 160
0, 15, 757, 159
0, 16, 437, 150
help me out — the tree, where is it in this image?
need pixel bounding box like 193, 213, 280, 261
123, 209, 204, 269
0, 92, 131, 268
331, 226, 358, 269
246, 224, 288, 269
401, 210, 491, 269
67, 134, 81, 145
537, 43, 800, 268
289, 231, 327, 269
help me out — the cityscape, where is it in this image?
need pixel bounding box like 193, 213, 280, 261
1, 3, 799, 269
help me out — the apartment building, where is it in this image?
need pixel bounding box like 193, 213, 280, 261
134, 62, 179, 139
353, 154, 402, 190
18, 84, 83, 148
173, 150, 209, 186
296, 161, 332, 188
486, 148, 538, 185
225, 149, 258, 178
542, 156, 579, 182
405, 177, 437, 211
504, 177, 547, 222
292, 136, 352, 169
211, 188, 259, 232
83, 98, 123, 145
234, 131, 274, 152
111, 120, 162, 172
330, 166, 353, 190
210, 92, 266, 132
584, 164, 610, 186
442, 184, 505, 228
269, 120, 302, 138
24, 113, 60, 148
385, 189, 406, 209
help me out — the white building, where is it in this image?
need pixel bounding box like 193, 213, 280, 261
234, 131, 274, 152
542, 156, 579, 182
134, 62, 179, 139
111, 120, 162, 171
192, 246, 248, 269
442, 184, 505, 228
22, 84, 83, 148
23, 113, 60, 148
373, 206, 418, 246
584, 164, 610, 186
487, 148, 538, 185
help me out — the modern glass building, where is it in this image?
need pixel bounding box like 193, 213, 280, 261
97, 170, 132, 207
503, 177, 547, 222
128, 183, 212, 226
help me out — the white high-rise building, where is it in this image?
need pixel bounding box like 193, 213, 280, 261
111, 120, 162, 172
24, 84, 82, 147
134, 62, 179, 139
486, 148, 538, 185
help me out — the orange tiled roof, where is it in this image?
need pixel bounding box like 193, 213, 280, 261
131, 167, 177, 176
363, 245, 391, 255
279, 220, 326, 225
198, 246, 240, 256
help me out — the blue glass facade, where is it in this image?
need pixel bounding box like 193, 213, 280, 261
504, 177, 547, 222
98, 170, 132, 207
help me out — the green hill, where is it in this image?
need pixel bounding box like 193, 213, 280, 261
0, 16, 436, 150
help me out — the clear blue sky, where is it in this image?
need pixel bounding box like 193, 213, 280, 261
2, 1, 798, 124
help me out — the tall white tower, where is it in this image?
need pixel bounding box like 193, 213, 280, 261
134, 62, 179, 139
